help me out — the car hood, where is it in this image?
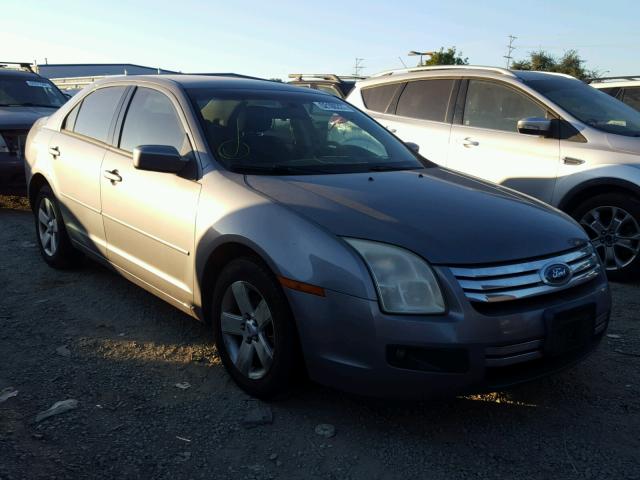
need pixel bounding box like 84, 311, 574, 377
245, 167, 588, 265
606, 133, 640, 155
0, 106, 57, 130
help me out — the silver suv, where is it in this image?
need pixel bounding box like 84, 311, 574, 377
347, 66, 640, 280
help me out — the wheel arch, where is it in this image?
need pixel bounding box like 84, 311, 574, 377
196, 236, 283, 325
558, 177, 640, 214
28, 173, 51, 211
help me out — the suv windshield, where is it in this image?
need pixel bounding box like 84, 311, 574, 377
0, 77, 67, 108
524, 77, 640, 137
188, 89, 425, 174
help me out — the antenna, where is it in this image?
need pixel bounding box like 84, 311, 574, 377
398, 56, 407, 68
353, 58, 365, 77
504, 35, 517, 68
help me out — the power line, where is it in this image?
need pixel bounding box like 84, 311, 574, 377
353, 58, 365, 76
504, 35, 517, 69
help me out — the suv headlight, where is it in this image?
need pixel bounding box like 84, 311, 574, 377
0, 134, 9, 153
344, 238, 445, 314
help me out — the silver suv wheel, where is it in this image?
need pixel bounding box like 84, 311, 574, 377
580, 205, 640, 270
220, 280, 275, 380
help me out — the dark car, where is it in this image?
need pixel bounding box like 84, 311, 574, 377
287, 73, 363, 98
0, 63, 67, 191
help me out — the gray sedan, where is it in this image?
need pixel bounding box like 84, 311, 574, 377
24, 75, 611, 398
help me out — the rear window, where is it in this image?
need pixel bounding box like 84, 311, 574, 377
361, 83, 402, 113
73, 87, 126, 143
395, 79, 454, 122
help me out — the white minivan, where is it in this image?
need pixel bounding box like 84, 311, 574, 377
347, 66, 640, 280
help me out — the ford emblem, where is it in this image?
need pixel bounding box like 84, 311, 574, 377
541, 263, 572, 286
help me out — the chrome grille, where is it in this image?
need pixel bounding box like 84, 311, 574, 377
450, 245, 601, 303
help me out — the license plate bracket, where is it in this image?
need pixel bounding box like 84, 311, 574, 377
544, 303, 596, 357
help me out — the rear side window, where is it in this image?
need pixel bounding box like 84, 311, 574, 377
395, 80, 454, 122
463, 80, 546, 132
623, 87, 640, 111
72, 87, 126, 143
63, 103, 81, 131
598, 87, 622, 99
361, 83, 402, 113
119, 87, 188, 153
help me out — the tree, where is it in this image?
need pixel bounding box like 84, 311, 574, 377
510, 49, 599, 81
422, 47, 469, 66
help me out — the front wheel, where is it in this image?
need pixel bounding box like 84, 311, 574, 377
211, 258, 299, 399
572, 193, 640, 282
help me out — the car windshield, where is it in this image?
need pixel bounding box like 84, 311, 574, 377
187, 89, 426, 174
0, 77, 67, 108
524, 76, 640, 137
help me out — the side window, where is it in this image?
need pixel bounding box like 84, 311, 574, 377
63, 103, 81, 131
119, 87, 188, 153
598, 87, 621, 99
463, 81, 546, 132
395, 79, 454, 122
622, 87, 640, 111
361, 83, 402, 113
72, 87, 127, 143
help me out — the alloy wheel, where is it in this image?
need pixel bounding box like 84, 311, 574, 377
220, 281, 275, 380
38, 197, 59, 256
580, 205, 640, 271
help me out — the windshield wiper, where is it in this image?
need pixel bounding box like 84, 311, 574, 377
230, 164, 333, 175
367, 164, 421, 172
0, 103, 59, 108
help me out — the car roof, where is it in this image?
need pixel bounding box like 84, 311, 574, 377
354, 66, 577, 88
591, 79, 640, 89
0, 68, 44, 79
95, 74, 326, 94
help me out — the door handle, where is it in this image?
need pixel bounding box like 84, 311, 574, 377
386, 126, 397, 133
563, 157, 585, 165
48, 146, 60, 157
103, 169, 122, 184
461, 137, 479, 148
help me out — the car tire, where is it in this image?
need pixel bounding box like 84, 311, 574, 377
211, 257, 299, 399
34, 185, 82, 269
572, 193, 640, 282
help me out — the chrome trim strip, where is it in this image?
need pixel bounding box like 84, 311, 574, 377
485, 350, 542, 367
450, 246, 592, 279
485, 339, 542, 357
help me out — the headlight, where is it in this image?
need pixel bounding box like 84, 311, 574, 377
0, 134, 9, 153
344, 238, 445, 314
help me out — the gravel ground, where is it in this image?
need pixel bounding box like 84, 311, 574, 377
1, 201, 639, 480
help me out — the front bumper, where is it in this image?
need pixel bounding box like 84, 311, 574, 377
0, 152, 26, 189
286, 267, 611, 399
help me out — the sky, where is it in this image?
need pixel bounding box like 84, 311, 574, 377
3, 0, 639, 79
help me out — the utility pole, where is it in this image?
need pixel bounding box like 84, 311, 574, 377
504, 35, 517, 69
353, 58, 364, 77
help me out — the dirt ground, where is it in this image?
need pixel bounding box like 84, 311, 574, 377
1, 200, 639, 480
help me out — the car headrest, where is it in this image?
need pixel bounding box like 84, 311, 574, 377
244, 106, 275, 133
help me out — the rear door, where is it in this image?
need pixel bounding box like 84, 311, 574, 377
447, 79, 560, 204
100, 86, 201, 308
50, 86, 128, 256
380, 79, 457, 165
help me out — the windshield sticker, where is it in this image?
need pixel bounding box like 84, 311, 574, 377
26, 81, 51, 88
313, 101, 354, 112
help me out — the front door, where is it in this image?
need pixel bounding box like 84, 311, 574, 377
100, 86, 201, 308
447, 79, 560, 204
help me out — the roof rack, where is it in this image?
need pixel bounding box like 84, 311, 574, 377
370, 65, 517, 78
0, 61, 35, 73
589, 75, 640, 83
288, 73, 365, 82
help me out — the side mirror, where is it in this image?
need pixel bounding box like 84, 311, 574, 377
517, 117, 552, 136
133, 145, 187, 173
405, 142, 420, 153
